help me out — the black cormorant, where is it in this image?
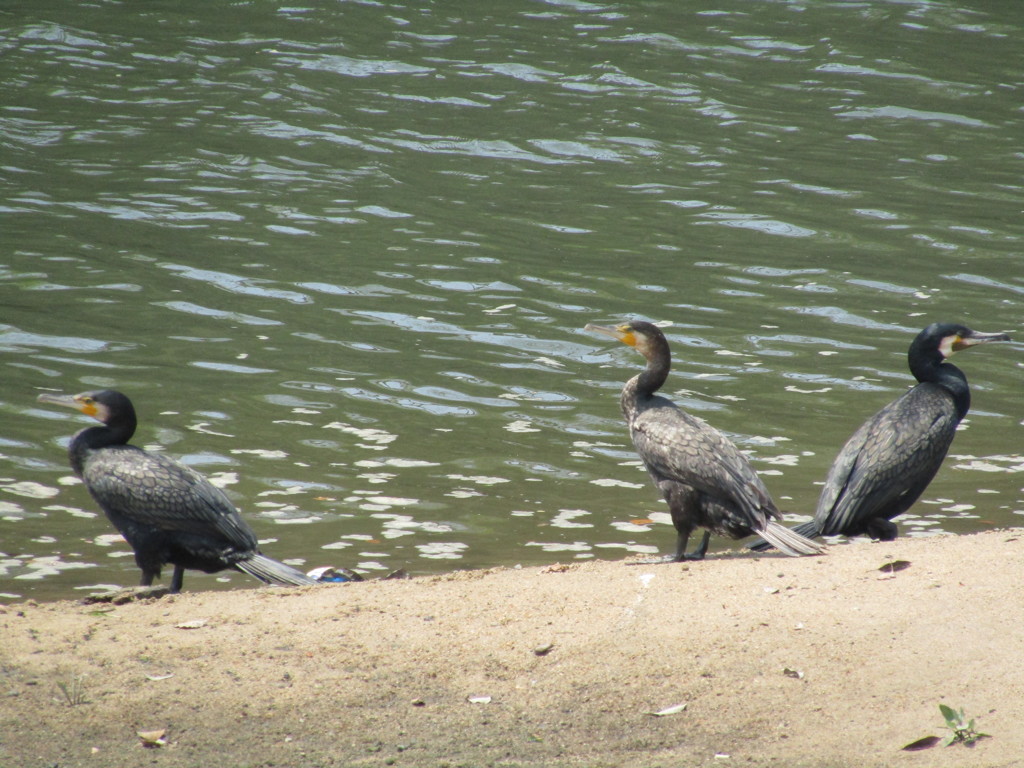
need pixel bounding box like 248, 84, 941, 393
750, 322, 1010, 549
37, 389, 318, 593
585, 321, 823, 560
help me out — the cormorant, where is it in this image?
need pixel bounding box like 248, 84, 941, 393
749, 322, 1010, 549
585, 321, 823, 560
37, 389, 318, 593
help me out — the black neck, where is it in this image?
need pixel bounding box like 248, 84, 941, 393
635, 333, 671, 398
68, 418, 136, 476
909, 354, 970, 420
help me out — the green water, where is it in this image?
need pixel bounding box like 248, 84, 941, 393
2, 0, 1021, 600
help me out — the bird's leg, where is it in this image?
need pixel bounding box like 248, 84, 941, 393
866, 518, 898, 541
94, 569, 167, 602
675, 529, 710, 561
673, 529, 690, 561
623, 529, 689, 566
169, 565, 185, 594
690, 530, 711, 559
624, 523, 708, 566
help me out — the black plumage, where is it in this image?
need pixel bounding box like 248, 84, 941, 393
586, 321, 823, 561
750, 322, 1009, 549
38, 389, 317, 593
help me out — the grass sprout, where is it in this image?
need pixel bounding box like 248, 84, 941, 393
57, 673, 89, 706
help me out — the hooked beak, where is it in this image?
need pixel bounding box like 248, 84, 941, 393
37, 392, 98, 418
585, 323, 637, 347
952, 330, 1011, 352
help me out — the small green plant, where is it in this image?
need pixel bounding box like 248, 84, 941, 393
56, 673, 89, 707
939, 704, 988, 747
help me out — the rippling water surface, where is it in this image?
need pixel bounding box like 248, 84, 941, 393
3, 0, 1022, 600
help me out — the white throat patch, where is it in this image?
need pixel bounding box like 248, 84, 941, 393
937, 334, 958, 358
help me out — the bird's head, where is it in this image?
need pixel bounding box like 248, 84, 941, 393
585, 320, 668, 361
917, 323, 1010, 360
37, 389, 135, 426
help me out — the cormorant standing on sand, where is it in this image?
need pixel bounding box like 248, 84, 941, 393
38, 389, 317, 593
749, 322, 1010, 549
586, 321, 823, 561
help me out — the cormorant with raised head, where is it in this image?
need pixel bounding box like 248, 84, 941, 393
37, 389, 318, 593
585, 321, 823, 561
749, 322, 1010, 549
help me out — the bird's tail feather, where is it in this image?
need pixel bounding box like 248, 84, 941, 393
236, 554, 318, 587
752, 521, 823, 556
747, 521, 820, 552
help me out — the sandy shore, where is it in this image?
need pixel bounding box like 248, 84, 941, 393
2, 529, 1022, 768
